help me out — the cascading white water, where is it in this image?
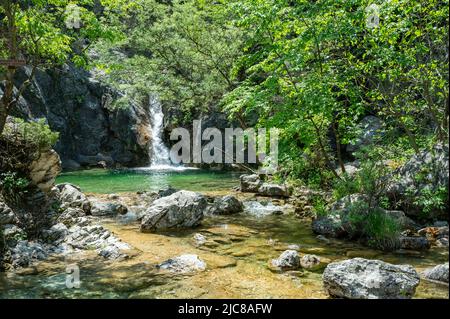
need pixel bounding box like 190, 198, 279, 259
148, 96, 174, 169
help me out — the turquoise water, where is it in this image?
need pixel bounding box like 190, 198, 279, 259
56, 168, 241, 193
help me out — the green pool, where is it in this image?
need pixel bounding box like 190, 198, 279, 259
56, 168, 241, 194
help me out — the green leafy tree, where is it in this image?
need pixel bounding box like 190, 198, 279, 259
0, 0, 125, 135
93, 0, 244, 124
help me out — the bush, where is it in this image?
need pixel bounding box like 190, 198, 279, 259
3, 118, 59, 151
280, 148, 335, 189
0, 172, 30, 205
333, 160, 390, 206
312, 196, 328, 217
0, 118, 59, 177
345, 201, 401, 251
411, 186, 449, 220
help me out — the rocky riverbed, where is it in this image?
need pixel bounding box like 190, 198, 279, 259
0, 183, 448, 299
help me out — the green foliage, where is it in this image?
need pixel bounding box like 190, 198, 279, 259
4, 118, 59, 151
92, 0, 243, 124
411, 186, 449, 219
345, 201, 401, 251
333, 176, 359, 201
312, 196, 328, 218
0, 0, 125, 69
0, 171, 30, 204
333, 160, 390, 205
87, 0, 448, 188
281, 147, 335, 189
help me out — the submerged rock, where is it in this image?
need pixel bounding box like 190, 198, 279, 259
157, 186, 178, 198
140, 191, 207, 232
312, 212, 346, 238
157, 254, 206, 273
271, 250, 300, 270
243, 201, 287, 217
9, 241, 49, 268
422, 263, 449, 284
300, 254, 322, 270
323, 258, 420, 299
240, 174, 291, 197
193, 233, 207, 246
90, 201, 128, 216
258, 183, 290, 197
240, 174, 262, 193
206, 195, 243, 215
399, 236, 430, 250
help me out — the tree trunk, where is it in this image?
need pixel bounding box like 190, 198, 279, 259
0, 0, 18, 136
309, 117, 340, 179
0, 103, 8, 135
332, 120, 346, 174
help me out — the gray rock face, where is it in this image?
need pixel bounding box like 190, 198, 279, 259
300, 254, 322, 269
56, 207, 86, 227
206, 195, 243, 215
323, 258, 420, 299
28, 149, 62, 193
56, 183, 91, 213
240, 174, 262, 193
271, 250, 300, 270
140, 191, 207, 232
347, 116, 384, 153
41, 223, 69, 244
13, 64, 149, 168
386, 210, 417, 230
193, 233, 207, 246
243, 200, 290, 217
158, 254, 206, 273
422, 263, 449, 283
90, 201, 128, 216
0, 201, 15, 225
312, 212, 347, 238
312, 195, 368, 238
64, 222, 130, 260
157, 186, 178, 198
258, 183, 290, 197
386, 143, 449, 218
9, 241, 49, 268
330, 194, 368, 211
2, 224, 27, 246
240, 174, 291, 197
399, 236, 430, 250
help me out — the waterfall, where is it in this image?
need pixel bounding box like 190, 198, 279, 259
148, 96, 174, 169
